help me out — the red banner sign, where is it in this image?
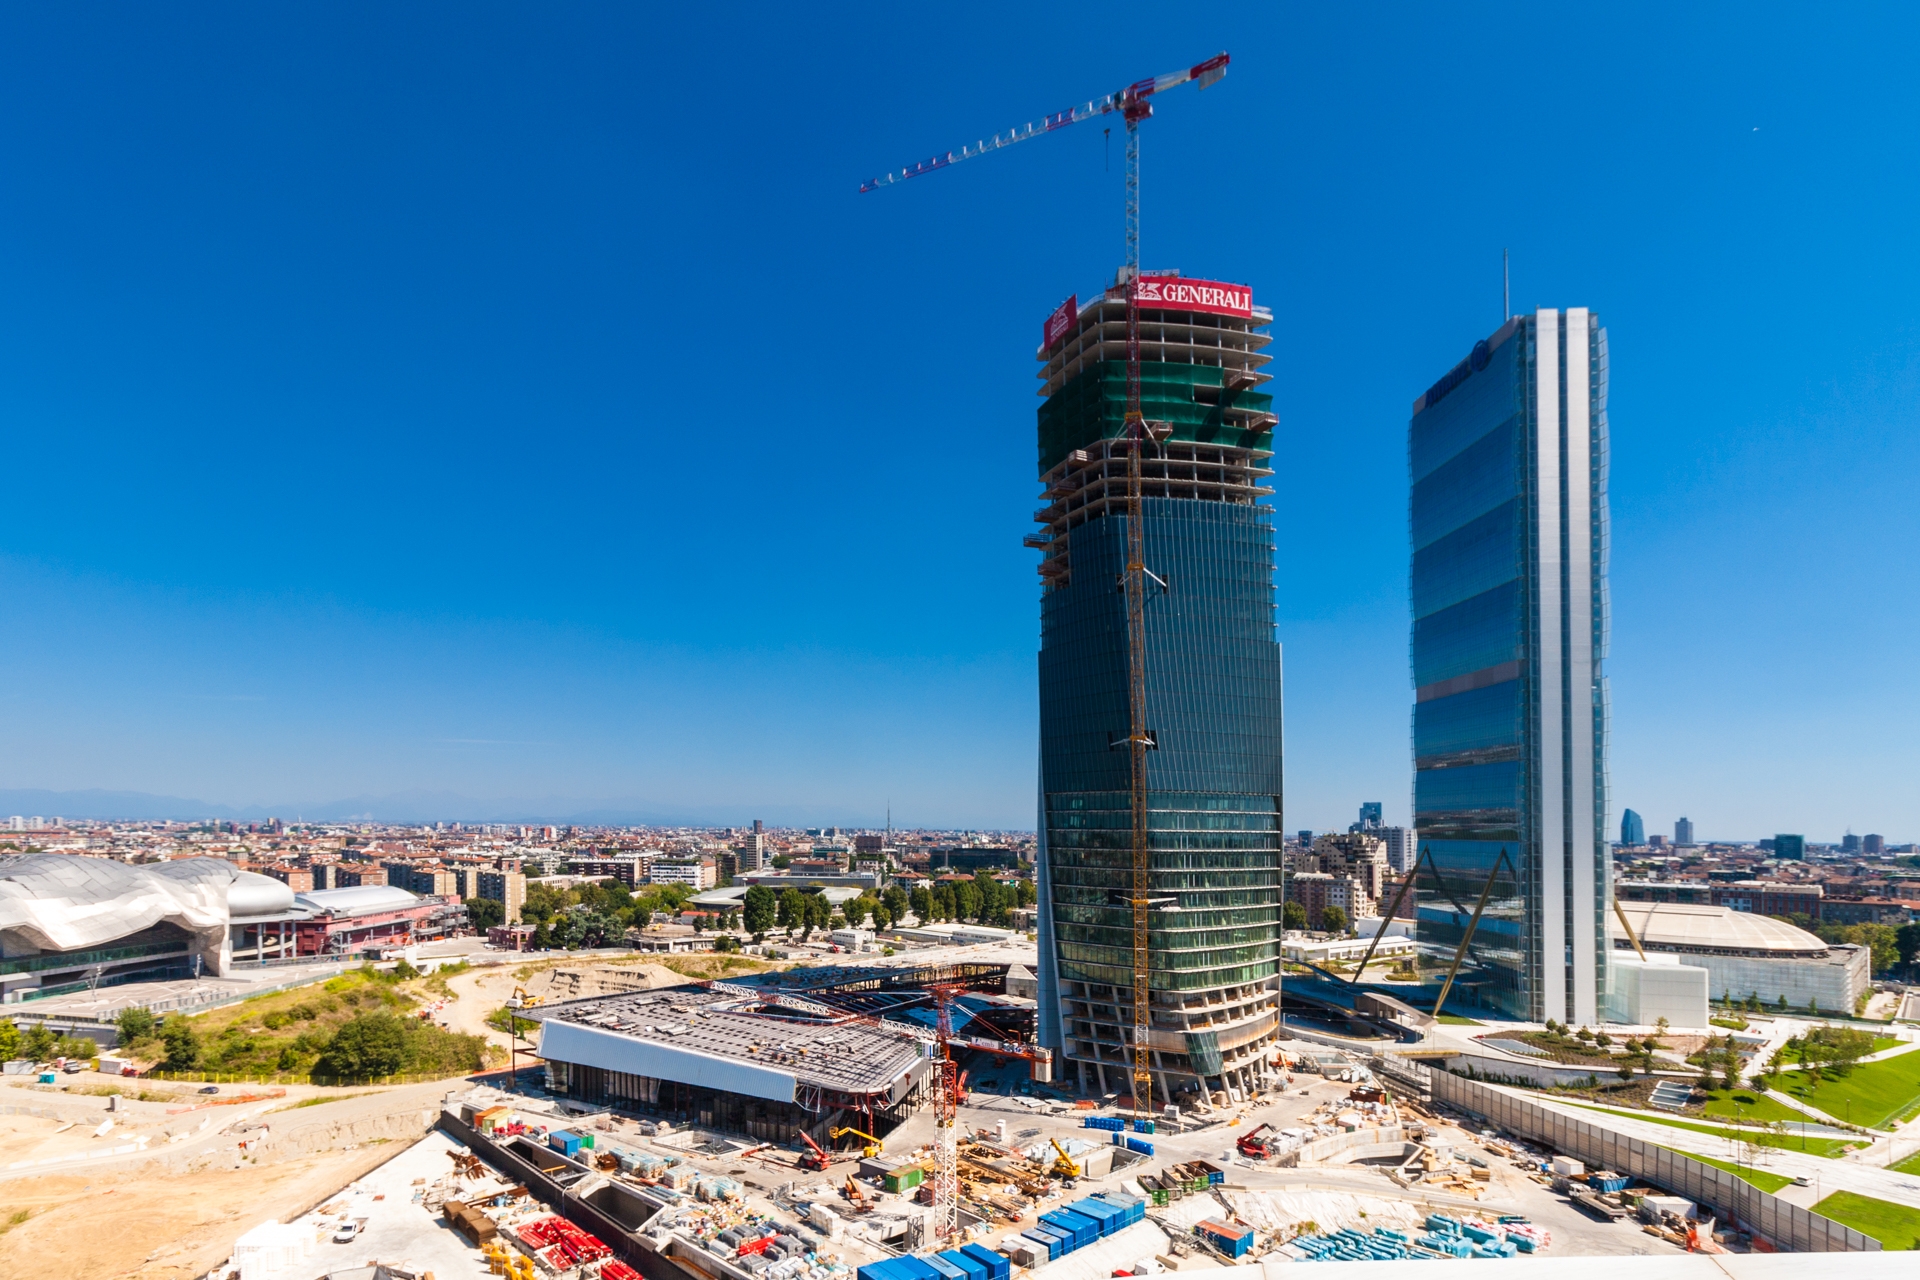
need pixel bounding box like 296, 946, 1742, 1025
1132, 276, 1252, 318
1042, 295, 1078, 350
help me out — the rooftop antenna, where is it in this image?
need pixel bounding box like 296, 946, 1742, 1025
1503, 249, 1510, 320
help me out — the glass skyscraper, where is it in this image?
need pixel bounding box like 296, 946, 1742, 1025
1408, 308, 1610, 1024
1620, 808, 1645, 847
1030, 276, 1285, 1102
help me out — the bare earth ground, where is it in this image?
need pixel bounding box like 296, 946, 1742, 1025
0, 1137, 405, 1280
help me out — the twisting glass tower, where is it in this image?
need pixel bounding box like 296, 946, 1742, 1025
1031, 275, 1286, 1103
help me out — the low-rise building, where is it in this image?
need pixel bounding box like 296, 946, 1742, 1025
1611, 901, 1870, 1014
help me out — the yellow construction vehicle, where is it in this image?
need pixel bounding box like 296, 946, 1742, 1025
508, 985, 544, 1009
1048, 1138, 1082, 1182
830, 1126, 886, 1158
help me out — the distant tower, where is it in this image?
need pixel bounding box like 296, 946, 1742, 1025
1620, 809, 1645, 847
1355, 802, 1384, 831
1674, 817, 1695, 847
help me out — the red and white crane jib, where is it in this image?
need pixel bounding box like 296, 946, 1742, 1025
858, 53, 1228, 193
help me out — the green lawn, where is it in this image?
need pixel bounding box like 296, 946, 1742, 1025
1565, 1102, 1859, 1158
1776, 1043, 1920, 1129
1811, 1190, 1920, 1250
1890, 1151, 1920, 1177
1697, 1089, 1813, 1125
1436, 1014, 1483, 1025
1672, 1149, 1793, 1194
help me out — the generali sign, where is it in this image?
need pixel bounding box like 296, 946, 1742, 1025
1042, 295, 1077, 350
1132, 276, 1252, 318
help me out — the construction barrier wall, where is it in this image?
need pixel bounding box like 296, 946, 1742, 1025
1425, 1070, 1880, 1253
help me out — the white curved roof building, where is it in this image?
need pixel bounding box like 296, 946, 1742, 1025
1610, 900, 1868, 1013
0, 855, 462, 1004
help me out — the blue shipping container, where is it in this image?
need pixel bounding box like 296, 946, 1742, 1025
958, 1244, 1011, 1280
1024, 1227, 1067, 1261
1067, 1198, 1123, 1235
547, 1130, 581, 1156
894, 1259, 943, 1280
921, 1255, 966, 1280
1046, 1209, 1101, 1248
937, 1251, 987, 1280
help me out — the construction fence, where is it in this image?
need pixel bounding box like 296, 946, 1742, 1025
1424, 1068, 1880, 1253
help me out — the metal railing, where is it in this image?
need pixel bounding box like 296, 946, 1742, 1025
1427, 1069, 1880, 1252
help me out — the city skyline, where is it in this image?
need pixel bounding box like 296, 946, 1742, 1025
2, 9, 1918, 835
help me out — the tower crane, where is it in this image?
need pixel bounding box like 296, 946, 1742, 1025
862, 53, 1231, 1118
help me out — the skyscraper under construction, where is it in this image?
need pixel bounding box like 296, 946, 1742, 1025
1030, 273, 1285, 1102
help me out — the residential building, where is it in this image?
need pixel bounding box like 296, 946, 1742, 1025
648, 858, 717, 890
1286, 872, 1370, 932
475, 869, 527, 925
262, 866, 315, 893
1381, 826, 1413, 874
1863, 834, 1885, 855
1620, 809, 1645, 847
1410, 309, 1610, 1022
568, 856, 649, 887
1675, 817, 1695, 848
1030, 274, 1285, 1102
1616, 878, 1823, 919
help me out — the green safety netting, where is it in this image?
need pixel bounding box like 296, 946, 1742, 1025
1037, 361, 1274, 474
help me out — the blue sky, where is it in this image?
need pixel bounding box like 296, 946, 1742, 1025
2, 6, 1916, 838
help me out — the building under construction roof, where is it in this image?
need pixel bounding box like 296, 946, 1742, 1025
531, 984, 933, 1143
1030, 273, 1286, 1103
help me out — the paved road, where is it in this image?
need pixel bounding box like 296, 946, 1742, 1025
1524, 1087, 1920, 1212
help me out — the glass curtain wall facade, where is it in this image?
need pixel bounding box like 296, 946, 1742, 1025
1408, 309, 1610, 1024
1031, 280, 1285, 1102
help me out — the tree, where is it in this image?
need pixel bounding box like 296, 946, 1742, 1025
115, 1006, 158, 1044
1283, 901, 1308, 932
778, 887, 807, 934
1897, 923, 1920, 976
883, 886, 911, 922
1015, 878, 1037, 909
159, 1019, 201, 1071
464, 897, 506, 930
803, 892, 831, 939
530, 922, 553, 950
316, 1013, 410, 1078
909, 887, 934, 924
1321, 905, 1348, 935
742, 886, 777, 936
23, 1022, 58, 1064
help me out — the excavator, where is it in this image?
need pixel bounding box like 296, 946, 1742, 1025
1236, 1122, 1278, 1160
508, 985, 544, 1009
830, 1126, 886, 1159
1048, 1138, 1082, 1185
796, 1128, 832, 1172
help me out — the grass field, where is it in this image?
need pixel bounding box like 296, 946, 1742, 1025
1672, 1149, 1793, 1194
1890, 1150, 1920, 1177
1435, 1014, 1483, 1025
1565, 1102, 1859, 1158
1697, 1089, 1812, 1125
1811, 1190, 1920, 1250
1777, 1043, 1920, 1129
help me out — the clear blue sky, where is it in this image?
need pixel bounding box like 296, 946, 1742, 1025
2, 6, 1916, 838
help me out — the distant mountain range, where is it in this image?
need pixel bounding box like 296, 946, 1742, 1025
0, 786, 723, 827
0, 787, 1031, 831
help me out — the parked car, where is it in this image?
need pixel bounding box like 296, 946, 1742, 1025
332, 1220, 364, 1244
199, 1085, 220, 1095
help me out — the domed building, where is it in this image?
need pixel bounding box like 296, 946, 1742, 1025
0, 854, 465, 1003
1610, 900, 1871, 1014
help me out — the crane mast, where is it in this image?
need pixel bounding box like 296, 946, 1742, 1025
859, 48, 1230, 1126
